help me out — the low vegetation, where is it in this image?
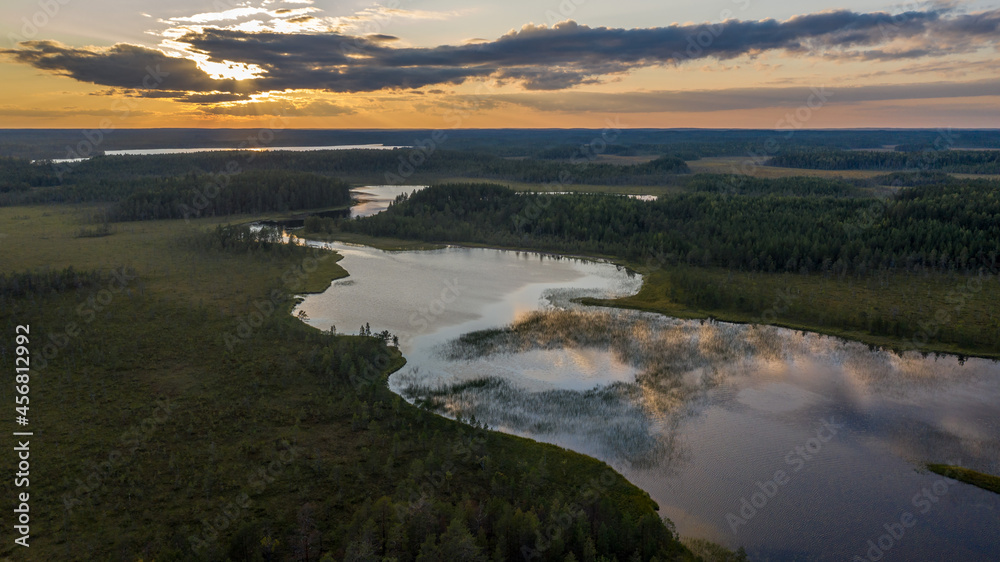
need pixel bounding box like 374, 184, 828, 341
0, 205, 697, 561
926, 465, 1000, 495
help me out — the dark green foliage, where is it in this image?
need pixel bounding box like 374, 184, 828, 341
0, 266, 104, 300
871, 171, 954, 187
105, 170, 351, 221
344, 181, 1000, 274
0, 156, 61, 192
684, 174, 861, 196
767, 149, 1000, 173
193, 224, 286, 253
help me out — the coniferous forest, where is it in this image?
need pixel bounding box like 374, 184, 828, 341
3, 129, 1000, 560
341, 181, 1000, 275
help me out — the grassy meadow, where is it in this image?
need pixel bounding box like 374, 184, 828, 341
584, 265, 1000, 360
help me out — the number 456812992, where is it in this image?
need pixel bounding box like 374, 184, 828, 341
15, 325, 30, 423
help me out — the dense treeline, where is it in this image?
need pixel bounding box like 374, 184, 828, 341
533, 144, 701, 161
0, 156, 356, 210
342, 181, 1000, 274
102, 170, 352, 221
684, 174, 862, 197
0, 156, 61, 192
870, 171, 953, 187
656, 267, 1000, 351
766, 149, 1000, 173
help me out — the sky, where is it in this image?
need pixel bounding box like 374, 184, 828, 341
1, 0, 998, 129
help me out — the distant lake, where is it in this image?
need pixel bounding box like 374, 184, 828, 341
292, 237, 1000, 561
351, 185, 426, 218
252, 185, 427, 230
45, 144, 408, 163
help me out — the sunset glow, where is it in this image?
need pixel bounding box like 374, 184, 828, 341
1, 0, 998, 129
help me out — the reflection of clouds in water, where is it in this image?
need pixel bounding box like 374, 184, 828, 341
396, 371, 687, 471
541, 271, 643, 308
736, 382, 827, 413
400, 304, 1000, 474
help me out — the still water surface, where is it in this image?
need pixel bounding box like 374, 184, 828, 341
292, 194, 1000, 561
47, 144, 407, 163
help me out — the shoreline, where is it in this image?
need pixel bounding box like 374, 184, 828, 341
300, 230, 1000, 362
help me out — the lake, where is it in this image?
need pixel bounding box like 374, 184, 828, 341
45, 144, 408, 163
291, 211, 1000, 561
252, 185, 427, 229
350, 185, 426, 218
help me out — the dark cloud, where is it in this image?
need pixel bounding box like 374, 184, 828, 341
2, 7, 998, 101
0, 40, 253, 97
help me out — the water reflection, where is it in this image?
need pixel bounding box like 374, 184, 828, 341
350, 185, 427, 218
416, 308, 1000, 560
45, 144, 407, 163
294, 239, 1000, 561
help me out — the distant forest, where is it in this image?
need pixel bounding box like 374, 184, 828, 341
4, 128, 1000, 160
0, 150, 690, 213
767, 149, 1000, 173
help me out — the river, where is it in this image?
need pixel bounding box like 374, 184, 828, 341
289, 187, 1000, 561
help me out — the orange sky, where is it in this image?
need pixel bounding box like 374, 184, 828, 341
2, 0, 999, 128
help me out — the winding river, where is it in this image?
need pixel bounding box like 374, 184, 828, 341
290, 187, 1000, 561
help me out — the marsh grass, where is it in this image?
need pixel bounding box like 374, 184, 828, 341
406, 304, 999, 478
0, 203, 694, 560
926, 464, 1000, 495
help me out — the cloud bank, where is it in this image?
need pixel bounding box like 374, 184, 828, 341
2, 7, 998, 102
